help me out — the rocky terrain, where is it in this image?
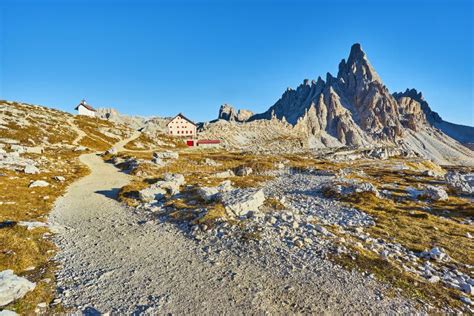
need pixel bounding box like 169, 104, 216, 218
206, 44, 473, 166
0, 43, 473, 314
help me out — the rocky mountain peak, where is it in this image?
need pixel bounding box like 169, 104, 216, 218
337, 43, 382, 85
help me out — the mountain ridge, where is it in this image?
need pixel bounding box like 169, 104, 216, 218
211, 43, 473, 165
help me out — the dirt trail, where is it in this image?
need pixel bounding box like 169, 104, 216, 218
48, 136, 418, 314
68, 118, 87, 145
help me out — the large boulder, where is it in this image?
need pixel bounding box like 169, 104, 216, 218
138, 185, 167, 203
0, 270, 36, 306
23, 164, 39, 174
198, 180, 233, 202
220, 188, 265, 217
159, 173, 185, 195
421, 185, 448, 201
138, 174, 185, 203
445, 171, 474, 196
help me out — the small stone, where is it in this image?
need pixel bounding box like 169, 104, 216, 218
460, 296, 473, 306
29, 180, 49, 188
53, 176, 65, 182
294, 239, 304, 248
427, 276, 440, 283
461, 283, 474, 295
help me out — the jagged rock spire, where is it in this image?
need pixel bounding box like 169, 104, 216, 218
338, 43, 382, 85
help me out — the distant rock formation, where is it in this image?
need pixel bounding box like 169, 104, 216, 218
218, 104, 253, 122
204, 43, 473, 165
392, 89, 474, 147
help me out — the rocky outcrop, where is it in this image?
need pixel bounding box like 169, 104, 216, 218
218, 104, 253, 122
214, 43, 473, 165
249, 44, 406, 146
393, 89, 474, 147
0, 270, 36, 307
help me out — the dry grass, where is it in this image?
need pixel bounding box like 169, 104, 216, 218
124, 132, 187, 151
0, 149, 89, 314
0, 101, 76, 145
74, 115, 130, 151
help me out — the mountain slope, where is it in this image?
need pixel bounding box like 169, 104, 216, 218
241, 43, 473, 165
393, 89, 474, 149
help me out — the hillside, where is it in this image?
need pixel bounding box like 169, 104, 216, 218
1, 100, 474, 313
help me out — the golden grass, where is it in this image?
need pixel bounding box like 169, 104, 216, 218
124, 132, 187, 151
74, 115, 130, 151
0, 149, 89, 313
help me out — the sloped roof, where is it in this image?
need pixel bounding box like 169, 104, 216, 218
75, 100, 96, 112
167, 113, 196, 126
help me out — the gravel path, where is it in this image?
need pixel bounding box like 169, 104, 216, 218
49, 150, 418, 314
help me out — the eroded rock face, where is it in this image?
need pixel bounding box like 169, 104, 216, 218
218, 104, 253, 122
0, 270, 36, 307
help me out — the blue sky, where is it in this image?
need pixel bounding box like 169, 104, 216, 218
1, 0, 473, 125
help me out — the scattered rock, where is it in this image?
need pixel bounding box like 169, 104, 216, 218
427, 276, 440, 283
74, 146, 88, 152
24, 146, 43, 154
151, 156, 166, 166
29, 180, 49, 188
419, 247, 450, 262
160, 174, 185, 195
0, 269, 36, 307
460, 296, 473, 306
368, 148, 389, 160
